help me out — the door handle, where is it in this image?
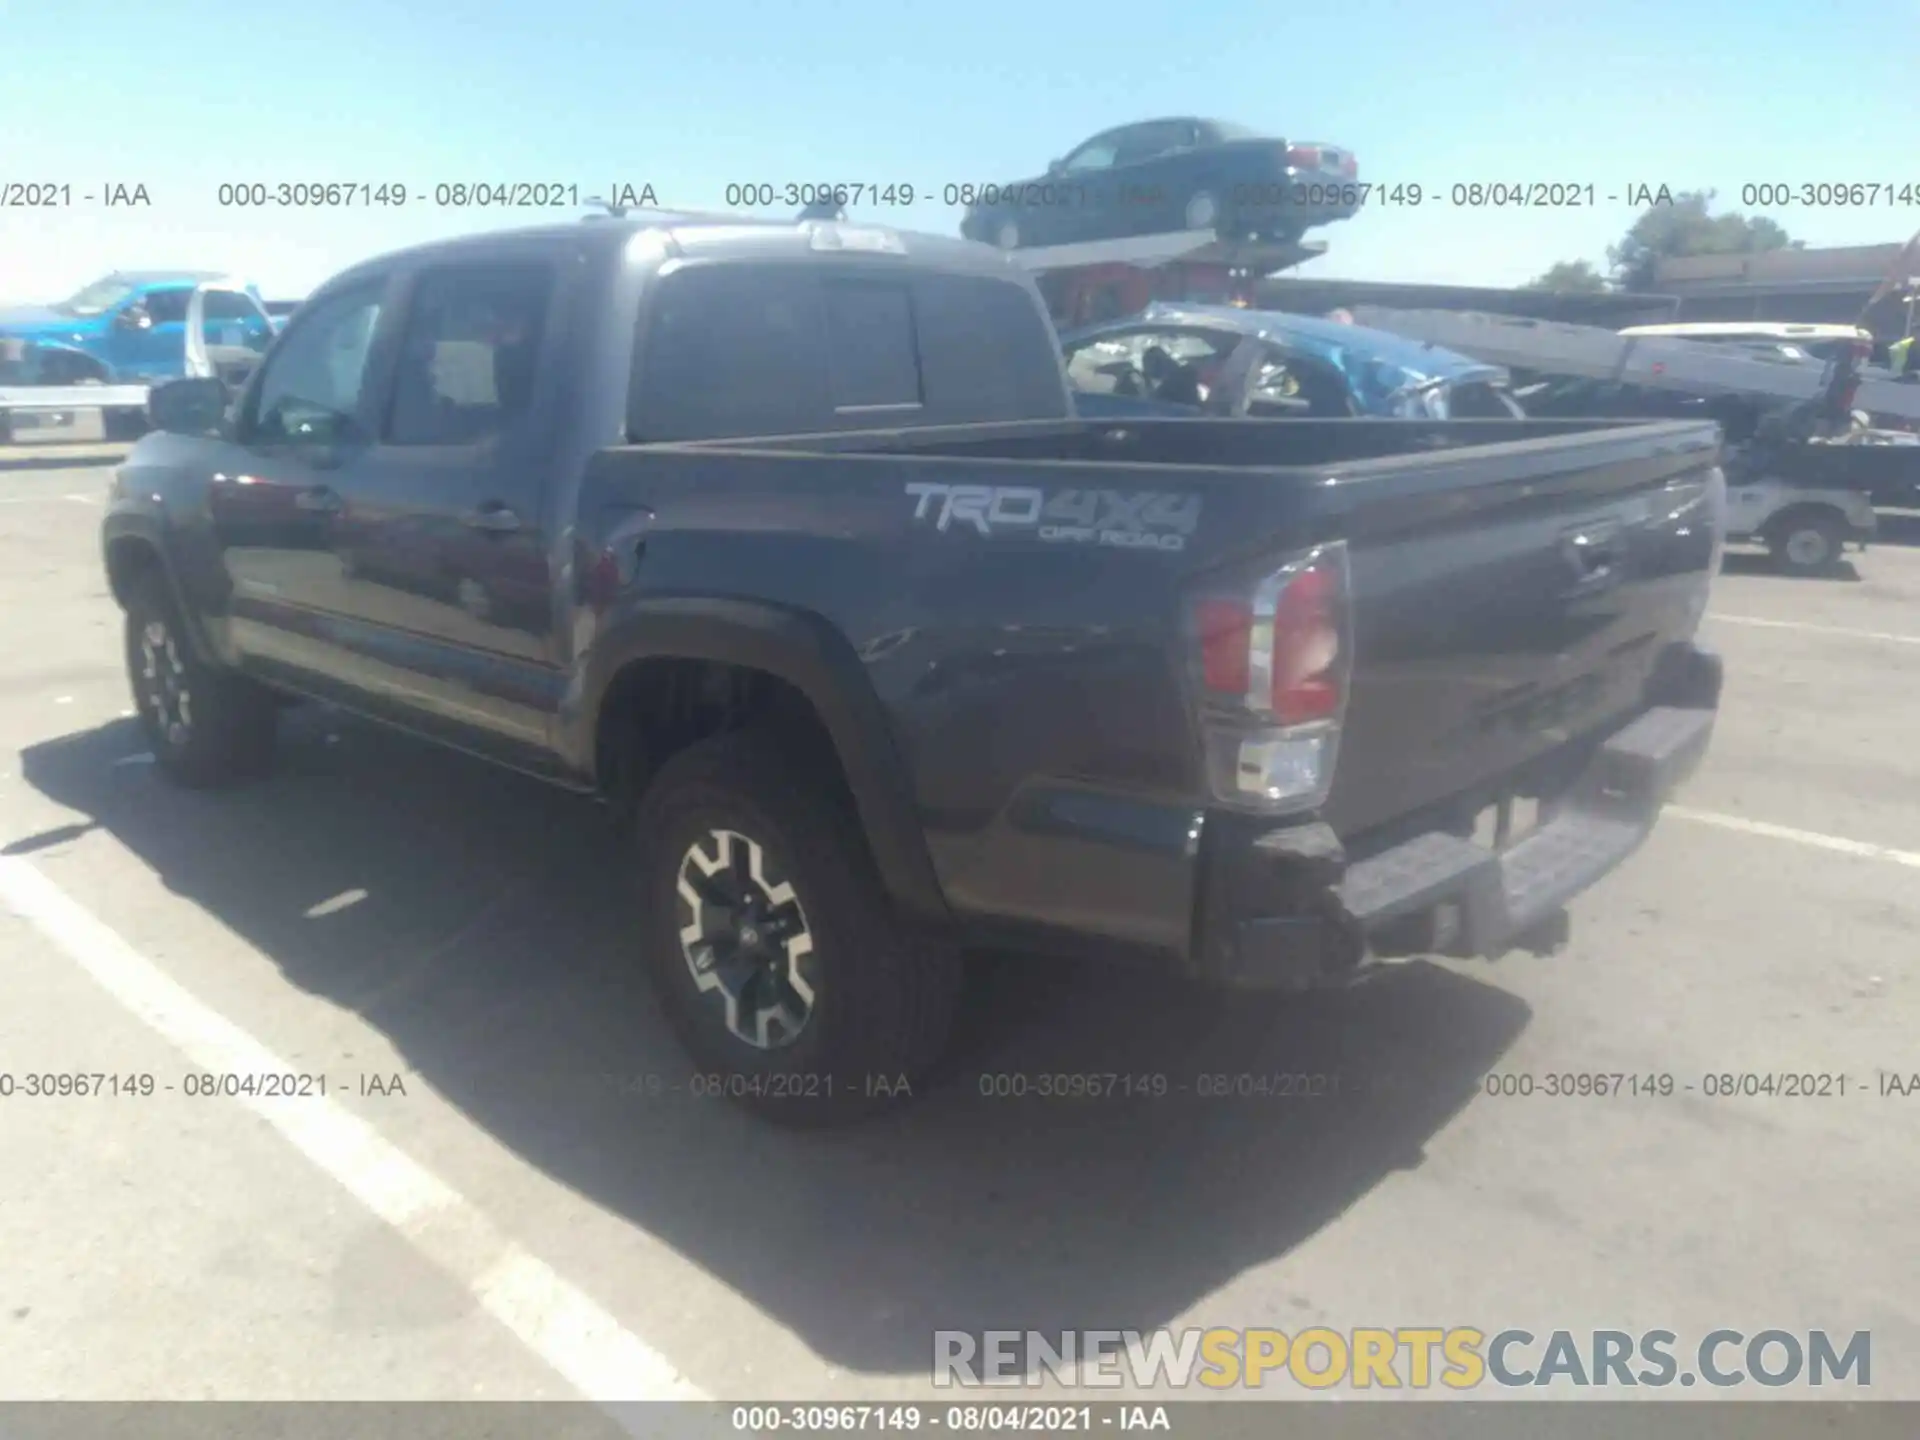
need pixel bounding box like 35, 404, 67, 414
464, 504, 522, 534
294, 486, 342, 513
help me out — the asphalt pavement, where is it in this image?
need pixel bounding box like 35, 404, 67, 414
0, 455, 1915, 1406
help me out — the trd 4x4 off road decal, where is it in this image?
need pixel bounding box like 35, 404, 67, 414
904, 482, 1201, 552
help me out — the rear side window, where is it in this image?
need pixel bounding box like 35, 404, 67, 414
631, 264, 1063, 440
632, 268, 832, 441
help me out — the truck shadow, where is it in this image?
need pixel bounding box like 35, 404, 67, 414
18, 711, 1530, 1375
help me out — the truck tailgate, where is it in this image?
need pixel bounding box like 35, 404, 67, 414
1315, 427, 1722, 841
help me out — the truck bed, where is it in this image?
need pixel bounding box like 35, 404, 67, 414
582, 415, 1722, 956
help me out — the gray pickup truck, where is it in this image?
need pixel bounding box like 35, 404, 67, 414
105, 214, 1726, 1121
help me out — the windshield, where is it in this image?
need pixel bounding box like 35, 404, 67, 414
56, 276, 140, 317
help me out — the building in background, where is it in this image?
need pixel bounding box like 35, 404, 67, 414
1654, 243, 1918, 349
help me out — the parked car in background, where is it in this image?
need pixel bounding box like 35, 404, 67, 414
960, 118, 1360, 252
1062, 303, 1524, 420
0, 271, 277, 438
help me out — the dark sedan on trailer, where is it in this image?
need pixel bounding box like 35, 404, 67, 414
959, 117, 1361, 251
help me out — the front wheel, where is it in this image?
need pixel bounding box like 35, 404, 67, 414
124, 573, 279, 786
631, 726, 962, 1124
1768, 512, 1847, 576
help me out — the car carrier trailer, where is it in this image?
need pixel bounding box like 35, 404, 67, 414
1008, 230, 1326, 329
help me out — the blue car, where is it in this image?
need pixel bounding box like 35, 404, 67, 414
1061, 302, 1525, 420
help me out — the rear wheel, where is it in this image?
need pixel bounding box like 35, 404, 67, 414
1767, 510, 1847, 576
123, 573, 278, 786
631, 726, 961, 1125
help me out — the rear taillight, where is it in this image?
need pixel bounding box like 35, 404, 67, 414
1197, 599, 1254, 694
1193, 543, 1353, 813
1267, 563, 1343, 722
1286, 144, 1321, 170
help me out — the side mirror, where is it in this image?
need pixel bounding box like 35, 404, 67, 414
147, 376, 230, 436
1047, 158, 1066, 176
115, 303, 153, 332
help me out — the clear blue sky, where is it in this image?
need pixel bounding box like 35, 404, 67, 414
2, 0, 1915, 302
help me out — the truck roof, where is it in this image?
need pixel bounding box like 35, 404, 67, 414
321, 214, 1034, 290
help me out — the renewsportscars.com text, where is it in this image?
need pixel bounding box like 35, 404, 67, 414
932, 1327, 1871, 1390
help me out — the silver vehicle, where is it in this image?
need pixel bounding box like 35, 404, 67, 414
1720, 467, 1875, 574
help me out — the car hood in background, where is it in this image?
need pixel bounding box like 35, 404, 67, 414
0, 306, 93, 340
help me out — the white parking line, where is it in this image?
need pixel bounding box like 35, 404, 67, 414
1709, 614, 1920, 646
0, 855, 708, 1405
1667, 806, 1920, 872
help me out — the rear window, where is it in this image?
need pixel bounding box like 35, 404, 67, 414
629, 262, 1064, 441
824, 280, 921, 409
908, 272, 1069, 424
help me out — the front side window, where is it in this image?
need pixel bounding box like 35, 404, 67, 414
246, 282, 384, 447
143, 289, 191, 326
384, 262, 553, 446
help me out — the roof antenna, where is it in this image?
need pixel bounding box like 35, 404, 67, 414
582, 196, 630, 220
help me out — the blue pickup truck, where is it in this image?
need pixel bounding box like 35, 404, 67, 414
0, 271, 278, 439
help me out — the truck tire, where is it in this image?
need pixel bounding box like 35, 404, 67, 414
993, 218, 1021, 250
123, 573, 278, 787
631, 724, 962, 1124
1766, 509, 1846, 576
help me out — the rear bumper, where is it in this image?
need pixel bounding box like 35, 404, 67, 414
1193, 642, 1721, 990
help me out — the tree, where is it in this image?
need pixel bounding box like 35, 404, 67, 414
1606, 189, 1800, 292
1523, 260, 1610, 293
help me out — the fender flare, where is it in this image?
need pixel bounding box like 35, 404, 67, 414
100, 510, 219, 665
579, 597, 951, 923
